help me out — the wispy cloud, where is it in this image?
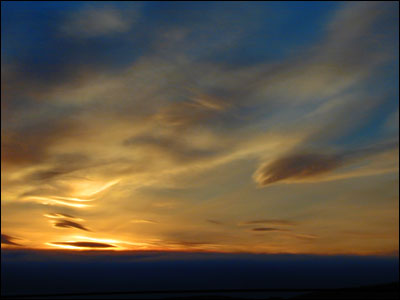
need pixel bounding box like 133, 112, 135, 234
44, 212, 81, 220
130, 219, 157, 224
61, 6, 137, 37
240, 220, 296, 226
251, 227, 290, 232
289, 233, 318, 241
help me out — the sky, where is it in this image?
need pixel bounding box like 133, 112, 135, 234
1, 1, 399, 256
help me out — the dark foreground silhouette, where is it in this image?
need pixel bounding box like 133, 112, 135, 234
2, 282, 398, 299
290, 282, 399, 300
162, 282, 399, 300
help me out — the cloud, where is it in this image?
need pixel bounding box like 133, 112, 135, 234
290, 233, 318, 241
1, 234, 21, 246
51, 241, 115, 248
44, 213, 80, 219
252, 227, 290, 232
254, 140, 398, 187
255, 153, 342, 186
207, 220, 224, 225
166, 241, 217, 247
123, 133, 223, 164
1, 117, 80, 168
153, 92, 231, 128
130, 219, 157, 224
248, 228, 317, 241
61, 7, 135, 37
240, 220, 296, 226
282, 1, 396, 100
53, 220, 90, 231
159, 230, 233, 251
25, 154, 92, 182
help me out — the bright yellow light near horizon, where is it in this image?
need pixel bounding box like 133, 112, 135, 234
45, 242, 124, 250
73, 235, 153, 248
44, 235, 152, 251
45, 237, 124, 250
73, 236, 121, 244
45, 243, 86, 250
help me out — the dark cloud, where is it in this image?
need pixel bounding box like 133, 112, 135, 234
255, 139, 399, 187
51, 242, 115, 248
161, 230, 231, 248
256, 153, 343, 186
1, 234, 21, 246
240, 220, 296, 226
53, 220, 89, 231
252, 228, 290, 232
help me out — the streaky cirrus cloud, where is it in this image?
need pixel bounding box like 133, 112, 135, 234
290, 233, 319, 241
252, 227, 291, 232
240, 220, 296, 226
61, 6, 137, 37
130, 219, 157, 224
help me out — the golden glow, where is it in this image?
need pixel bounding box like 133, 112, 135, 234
45, 242, 120, 250
45, 243, 89, 250
74, 236, 153, 248
44, 235, 150, 251
73, 236, 121, 244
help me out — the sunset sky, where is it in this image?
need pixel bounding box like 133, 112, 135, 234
1, 1, 399, 256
